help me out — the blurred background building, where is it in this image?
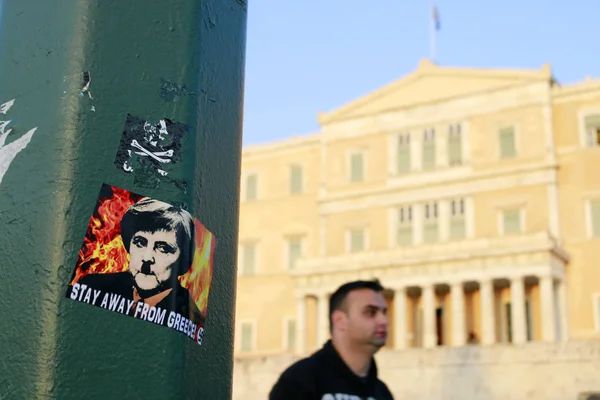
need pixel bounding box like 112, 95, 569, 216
231, 59, 600, 398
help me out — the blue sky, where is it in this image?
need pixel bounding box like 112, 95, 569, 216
242, 0, 600, 146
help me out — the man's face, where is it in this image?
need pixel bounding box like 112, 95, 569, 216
128, 229, 181, 293
339, 289, 389, 349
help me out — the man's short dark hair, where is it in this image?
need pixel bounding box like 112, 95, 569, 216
328, 279, 384, 332
120, 197, 195, 275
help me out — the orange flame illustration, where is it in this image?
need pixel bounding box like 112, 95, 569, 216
71, 186, 139, 284
69, 185, 215, 314
179, 220, 216, 316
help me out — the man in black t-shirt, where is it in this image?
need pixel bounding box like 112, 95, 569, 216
269, 279, 394, 400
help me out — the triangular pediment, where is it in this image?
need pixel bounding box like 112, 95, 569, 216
318, 59, 552, 125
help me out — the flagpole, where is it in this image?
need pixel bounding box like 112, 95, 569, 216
430, 3, 436, 61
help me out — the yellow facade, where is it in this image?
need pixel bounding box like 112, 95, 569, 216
234, 59, 600, 357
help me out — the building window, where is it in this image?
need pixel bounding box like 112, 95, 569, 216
449, 198, 466, 240
589, 200, 600, 238
348, 228, 366, 253
285, 319, 296, 351
584, 114, 600, 148
245, 173, 258, 201
422, 128, 436, 170
290, 164, 303, 194
287, 237, 302, 270
350, 152, 365, 182
499, 126, 516, 158
397, 206, 413, 246
448, 123, 462, 166
241, 243, 256, 275
423, 202, 439, 243
502, 208, 522, 235
397, 133, 411, 174
240, 322, 254, 352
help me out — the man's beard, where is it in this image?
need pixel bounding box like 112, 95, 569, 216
368, 333, 387, 349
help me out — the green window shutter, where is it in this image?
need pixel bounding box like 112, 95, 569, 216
422, 143, 436, 170
290, 165, 303, 194
246, 174, 257, 201
397, 146, 411, 174
288, 239, 301, 269
584, 114, 600, 129
350, 230, 365, 252
448, 134, 462, 165
591, 201, 600, 237
503, 209, 521, 234
450, 218, 465, 240
397, 226, 413, 246
286, 319, 296, 351
350, 153, 364, 182
423, 222, 438, 243
241, 323, 253, 352
585, 115, 600, 147
397, 207, 412, 245
243, 244, 256, 275
499, 127, 516, 158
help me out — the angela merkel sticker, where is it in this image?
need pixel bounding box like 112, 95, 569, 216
66, 183, 216, 345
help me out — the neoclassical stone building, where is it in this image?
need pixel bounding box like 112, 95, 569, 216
234, 59, 600, 358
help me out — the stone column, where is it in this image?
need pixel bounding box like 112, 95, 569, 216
296, 294, 306, 354
557, 280, 570, 341
510, 277, 527, 344
451, 282, 466, 346
480, 278, 496, 345
540, 275, 557, 342
394, 287, 407, 349
317, 292, 329, 346
422, 284, 437, 348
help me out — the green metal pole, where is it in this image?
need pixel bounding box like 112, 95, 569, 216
0, 0, 246, 399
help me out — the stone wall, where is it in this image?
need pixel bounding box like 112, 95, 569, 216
232, 340, 600, 400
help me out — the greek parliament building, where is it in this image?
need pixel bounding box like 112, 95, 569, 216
233, 59, 600, 359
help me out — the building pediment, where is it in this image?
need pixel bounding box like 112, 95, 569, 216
317, 59, 552, 125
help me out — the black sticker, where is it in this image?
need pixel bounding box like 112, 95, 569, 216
114, 114, 188, 190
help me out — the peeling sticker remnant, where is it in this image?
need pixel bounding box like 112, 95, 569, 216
159, 78, 195, 103
65, 183, 217, 345
114, 114, 188, 190
0, 99, 37, 187
80, 71, 93, 99
0, 99, 15, 114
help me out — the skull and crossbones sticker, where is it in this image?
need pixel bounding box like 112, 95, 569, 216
114, 114, 188, 189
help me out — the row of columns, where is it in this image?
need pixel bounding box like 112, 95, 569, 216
295, 274, 569, 354
392, 275, 569, 350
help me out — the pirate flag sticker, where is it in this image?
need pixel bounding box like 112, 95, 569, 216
114, 114, 188, 191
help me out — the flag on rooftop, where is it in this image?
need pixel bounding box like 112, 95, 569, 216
432, 4, 441, 31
